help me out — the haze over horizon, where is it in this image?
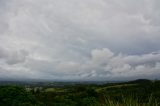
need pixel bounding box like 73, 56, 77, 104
0, 0, 160, 81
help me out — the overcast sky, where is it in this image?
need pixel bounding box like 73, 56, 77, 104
0, 0, 160, 81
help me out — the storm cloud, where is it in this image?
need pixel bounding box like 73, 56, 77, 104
0, 0, 160, 81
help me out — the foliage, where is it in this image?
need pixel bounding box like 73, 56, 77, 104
0, 86, 43, 106
0, 80, 160, 106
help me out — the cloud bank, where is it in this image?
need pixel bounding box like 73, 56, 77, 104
0, 0, 160, 81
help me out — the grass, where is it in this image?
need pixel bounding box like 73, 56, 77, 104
44, 88, 65, 92
45, 88, 56, 92
94, 95, 159, 106
1, 79, 160, 106
96, 84, 138, 92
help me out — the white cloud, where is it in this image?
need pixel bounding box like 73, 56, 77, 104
91, 48, 114, 64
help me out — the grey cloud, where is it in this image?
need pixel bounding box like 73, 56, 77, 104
82, 48, 160, 80
0, 46, 28, 65
0, 0, 160, 80
46, 48, 160, 81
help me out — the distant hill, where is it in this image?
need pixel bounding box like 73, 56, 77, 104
127, 79, 152, 84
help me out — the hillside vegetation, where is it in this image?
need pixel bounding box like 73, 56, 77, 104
0, 79, 160, 106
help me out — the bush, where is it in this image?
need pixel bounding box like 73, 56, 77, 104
0, 86, 40, 106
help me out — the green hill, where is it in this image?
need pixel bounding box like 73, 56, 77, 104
0, 79, 160, 106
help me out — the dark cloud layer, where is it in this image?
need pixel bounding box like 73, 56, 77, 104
0, 0, 160, 81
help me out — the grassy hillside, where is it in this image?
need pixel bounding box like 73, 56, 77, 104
0, 79, 160, 106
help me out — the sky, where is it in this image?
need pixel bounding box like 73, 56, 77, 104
0, 0, 160, 81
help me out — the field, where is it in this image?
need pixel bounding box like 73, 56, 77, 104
0, 79, 160, 106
